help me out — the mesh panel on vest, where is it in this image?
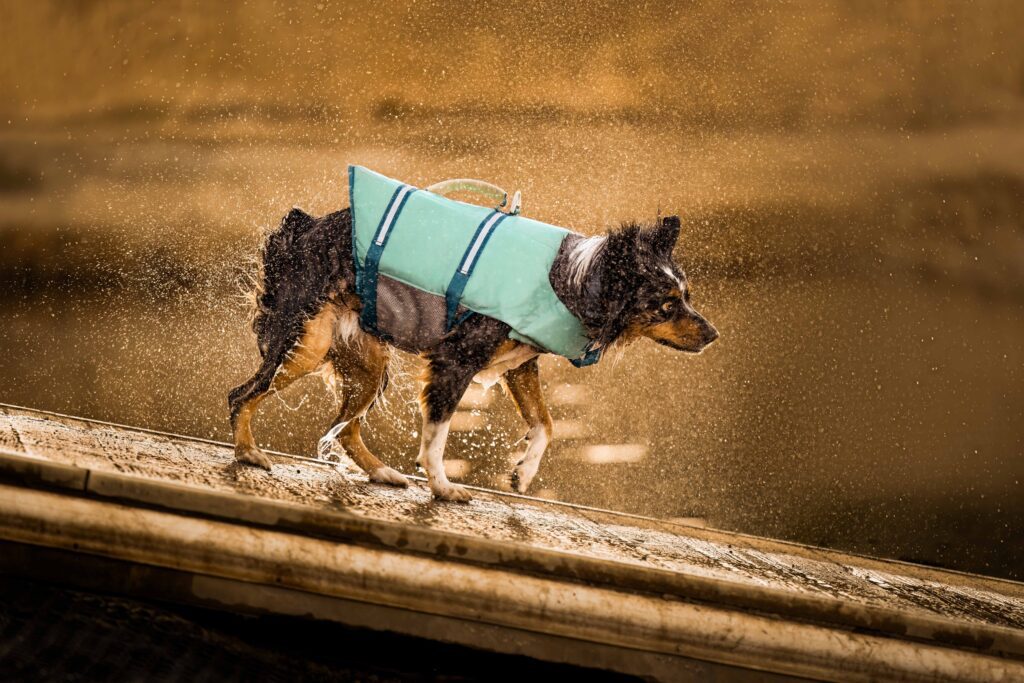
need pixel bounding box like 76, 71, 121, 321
376, 275, 465, 353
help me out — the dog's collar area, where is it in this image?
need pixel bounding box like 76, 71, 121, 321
570, 342, 603, 367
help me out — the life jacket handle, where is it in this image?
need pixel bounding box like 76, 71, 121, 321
426, 178, 522, 215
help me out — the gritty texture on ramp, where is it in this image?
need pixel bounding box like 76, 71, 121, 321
0, 404, 1022, 682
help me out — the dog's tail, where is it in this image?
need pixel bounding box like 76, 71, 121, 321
246, 208, 315, 358
251, 208, 316, 344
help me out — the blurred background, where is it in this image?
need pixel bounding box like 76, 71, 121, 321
1, 1, 1021, 579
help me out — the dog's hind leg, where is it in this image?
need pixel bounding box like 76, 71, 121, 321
504, 357, 552, 494
322, 330, 408, 487
228, 306, 337, 469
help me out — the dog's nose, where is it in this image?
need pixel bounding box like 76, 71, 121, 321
703, 324, 719, 345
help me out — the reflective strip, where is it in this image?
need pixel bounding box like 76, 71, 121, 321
445, 210, 510, 330
360, 183, 416, 335
459, 211, 505, 274
375, 184, 414, 245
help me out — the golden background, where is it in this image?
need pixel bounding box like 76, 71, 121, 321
1, 1, 1021, 578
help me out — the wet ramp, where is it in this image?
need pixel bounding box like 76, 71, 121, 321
0, 404, 1021, 682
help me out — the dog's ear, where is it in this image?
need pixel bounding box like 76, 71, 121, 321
649, 215, 680, 257
590, 224, 644, 345
604, 223, 642, 272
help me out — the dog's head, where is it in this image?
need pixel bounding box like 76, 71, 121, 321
591, 216, 718, 353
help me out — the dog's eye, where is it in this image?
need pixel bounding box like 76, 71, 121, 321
659, 300, 677, 317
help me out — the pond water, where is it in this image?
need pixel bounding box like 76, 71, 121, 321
0, 116, 1021, 579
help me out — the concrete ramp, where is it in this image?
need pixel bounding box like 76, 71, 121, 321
0, 404, 1021, 682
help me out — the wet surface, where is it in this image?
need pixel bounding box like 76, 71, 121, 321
2, 404, 1022, 635
2, 0, 1024, 590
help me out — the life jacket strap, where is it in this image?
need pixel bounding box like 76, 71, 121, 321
445, 210, 510, 330
570, 342, 603, 367
359, 183, 416, 333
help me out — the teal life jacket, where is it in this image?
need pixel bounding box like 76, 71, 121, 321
348, 165, 601, 367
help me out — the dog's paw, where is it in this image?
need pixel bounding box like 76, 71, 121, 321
369, 466, 409, 488
235, 445, 273, 470
511, 458, 540, 494
431, 481, 473, 503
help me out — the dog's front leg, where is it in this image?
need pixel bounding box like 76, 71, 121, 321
504, 357, 552, 493
418, 415, 465, 501
417, 317, 511, 503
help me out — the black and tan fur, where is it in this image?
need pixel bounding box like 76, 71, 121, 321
229, 206, 717, 501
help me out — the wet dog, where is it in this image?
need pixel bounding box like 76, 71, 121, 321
228, 205, 718, 502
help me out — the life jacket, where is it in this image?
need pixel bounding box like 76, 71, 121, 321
348, 165, 601, 367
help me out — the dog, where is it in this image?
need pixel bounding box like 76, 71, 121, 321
228, 180, 718, 503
